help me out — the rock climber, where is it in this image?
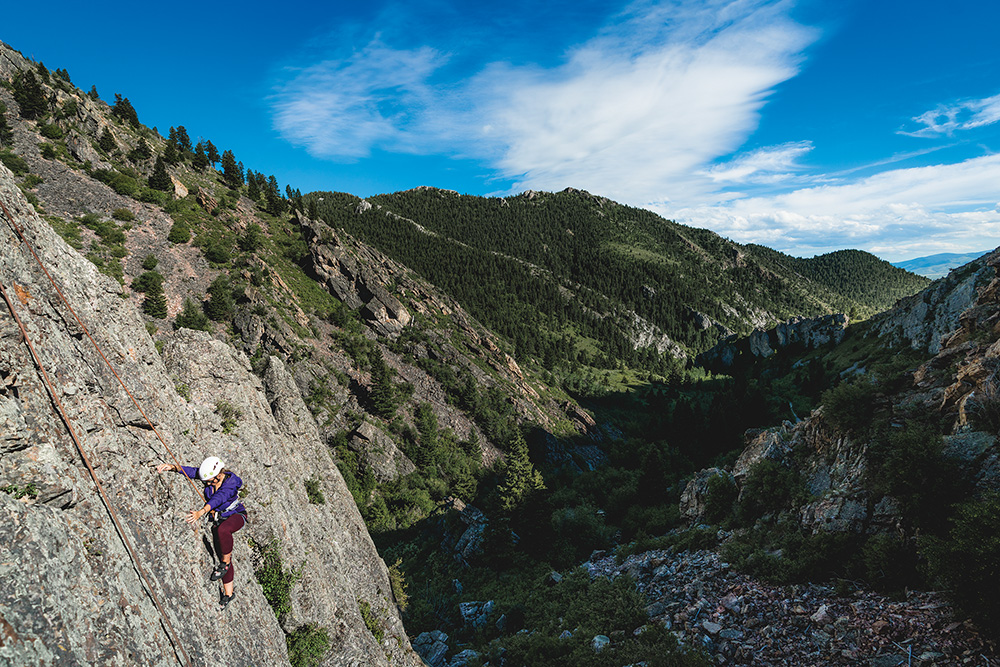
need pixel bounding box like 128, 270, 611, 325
156, 456, 246, 610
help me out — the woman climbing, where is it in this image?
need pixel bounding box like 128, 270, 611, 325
156, 456, 246, 610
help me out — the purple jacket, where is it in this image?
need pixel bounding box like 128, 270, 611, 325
180, 467, 246, 519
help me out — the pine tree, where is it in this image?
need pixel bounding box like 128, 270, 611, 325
162, 140, 179, 164
246, 170, 261, 202
13, 71, 48, 120
174, 298, 210, 331
174, 125, 191, 153
496, 433, 544, 512
221, 150, 243, 188
414, 403, 439, 468
128, 137, 152, 162
239, 223, 266, 252
192, 142, 209, 171
0, 103, 13, 147
204, 275, 235, 322
138, 272, 167, 319
265, 175, 286, 215
111, 94, 139, 128
369, 350, 398, 418
148, 156, 171, 191
98, 127, 116, 153
205, 140, 219, 167
87, 85, 99, 101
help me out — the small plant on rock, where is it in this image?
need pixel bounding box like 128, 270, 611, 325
286, 623, 331, 667
215, 400, 242, 434
304, 478, 326, 505
357, 599, 384, 643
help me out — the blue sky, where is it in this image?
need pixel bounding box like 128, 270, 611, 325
4, 0, 1000, 262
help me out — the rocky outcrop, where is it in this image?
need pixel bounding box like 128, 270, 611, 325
0, 164, 420, 666
690, 250, 1000, 538
299, 212, 412, 337
867, 249, 998, 354
698, 313, 848, 371
626, 311, 686, 359
347, 421, 416, 482
679, 468, 733, 522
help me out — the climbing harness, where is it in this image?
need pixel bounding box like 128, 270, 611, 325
0, 197, 205, 667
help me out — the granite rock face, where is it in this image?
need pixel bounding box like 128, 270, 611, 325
867, 250, 998, 354
697, 313, 849, 371
0, 164, 420, 666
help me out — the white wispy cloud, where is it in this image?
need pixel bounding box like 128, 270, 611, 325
701, 140, 813, 184
673, 153, 1000, 261
271, 42, 447, 159
902, 92, 1000, 137
270, 0, 816, 206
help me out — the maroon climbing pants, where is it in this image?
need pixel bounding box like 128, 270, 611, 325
212, 513, 245, 585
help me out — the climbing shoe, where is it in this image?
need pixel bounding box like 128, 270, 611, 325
210, 561, 230, 581
220, 588, 236, 610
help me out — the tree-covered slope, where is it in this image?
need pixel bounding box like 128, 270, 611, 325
309, 187, 929, 375
746, 245, 930, 317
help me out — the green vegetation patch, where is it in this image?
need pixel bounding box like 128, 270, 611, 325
250, 537, 302, 619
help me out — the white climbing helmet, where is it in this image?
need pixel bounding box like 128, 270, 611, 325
198, 456, 225, 481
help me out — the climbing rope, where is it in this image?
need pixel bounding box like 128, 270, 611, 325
0, 197, 202, 667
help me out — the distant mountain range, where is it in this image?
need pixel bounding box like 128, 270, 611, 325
893, 250, 992, 279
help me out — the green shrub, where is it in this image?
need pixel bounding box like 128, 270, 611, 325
141, 254, 158, 271
92, 168, 139, 197
39, 123, 64, 140
821, 378, 879, 435
174, 298, 210, 331
215, 400, 242, 434
138, 187, 168, 205
131, 270, 163, 293
721, 521, 856, 584
79, 213, 126, 245
39, 143, 57, 159
45, 215, 82, 249
0, 151, 29, 175
203, 240, 232, 264
922, 493, 1000, 634
703, 472, 738, 524
861, 533, 918, 595
22, 173, 43, 188
736, 459, 807, 524
286, 624, 330, 667
358, 599, 384, 642
112, 207, 136, 222
966, 377, 1000, 434
388, 558, 409, 611
167, 221, 191, 243
1, 482, 38, 499
304, 478, 326, 505
251, 538, 302, 619
866, 423, 961, 528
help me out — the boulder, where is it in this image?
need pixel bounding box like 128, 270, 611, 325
413, 630, 449, 667
459, 600, 494, 628
347, 421, 416, 482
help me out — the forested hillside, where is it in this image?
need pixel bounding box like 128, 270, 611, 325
310, 187, 928, 379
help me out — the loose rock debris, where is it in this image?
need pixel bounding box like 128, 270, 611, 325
584, 549, 998, 666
